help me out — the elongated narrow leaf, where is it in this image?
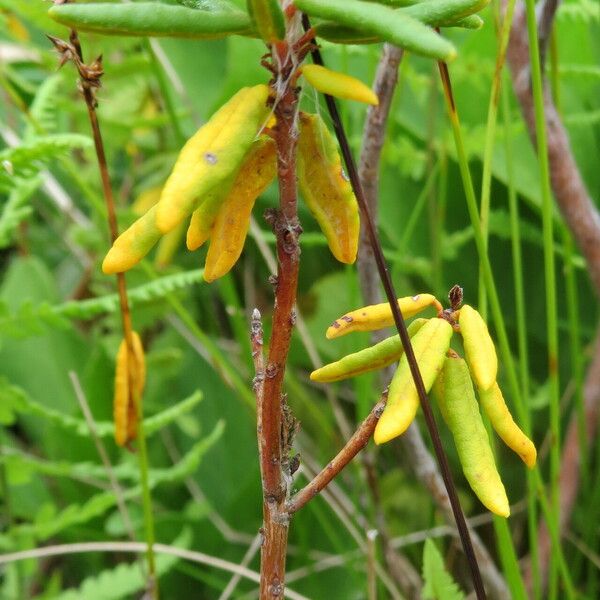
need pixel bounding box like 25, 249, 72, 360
295, 0, 456, 61
49, 3, 253, 39
247, 0, 286, 41
315, 13, 482, 45
400, 0, 489, 26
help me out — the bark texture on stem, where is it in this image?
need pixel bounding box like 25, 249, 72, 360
357, 43, 509, 600
257, 38, 302, 599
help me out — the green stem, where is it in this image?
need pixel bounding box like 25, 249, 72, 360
522, 1, 561, 594
134, 402, 158, 596
548, 20, 587, 495
143, 39, 187, 146
501, 82, 530, 401
398, 161, 440, 254
561, 227, 587, 484
477, 0, 518, 315
433, 149, 448, 298
501, 72, 540, 599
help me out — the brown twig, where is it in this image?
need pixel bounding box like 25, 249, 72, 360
287, 398, 387, 514
46, 31, 136, 402
256, 32, 304, 598
47, 28, 157, 596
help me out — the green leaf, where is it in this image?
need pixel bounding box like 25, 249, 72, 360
0, 270, 206, 339
314, 9, 482, 44
25, 73, 64, 140
0, 134, 92, 192
48, 2, 254, 39
0, 178, 40, 249
399, 0, 489, 27
0, 422, 223, 549
422, 539, 465, 600
178, 0, 242, 10
316, 0, 486, 42
295, 0, 456, 60
247, 0, 286, 42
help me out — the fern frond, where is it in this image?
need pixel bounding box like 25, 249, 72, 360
0, 422, 222, 549
0, 134, 92, 192
57, 269, 205, 320
422, 539, 465, 600
0, 300, 69, 338
148, 420, 224, 486
0, 177, 42, 249
145, 391, 203, 435
0, 270, 205, 338
1, 379, 203, 439
25, 73, 64, 140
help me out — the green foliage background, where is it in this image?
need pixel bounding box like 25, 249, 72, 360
0, 0, 599, 597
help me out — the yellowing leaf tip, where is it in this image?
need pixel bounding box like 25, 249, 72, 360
301, 64, 379, 106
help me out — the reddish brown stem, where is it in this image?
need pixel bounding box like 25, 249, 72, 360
257, 40, 302, 599
51, 29, 156, 592
287, 399, 387, 514
85, 96, 135, 345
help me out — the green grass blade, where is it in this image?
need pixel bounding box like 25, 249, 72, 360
49, 3, 253, 39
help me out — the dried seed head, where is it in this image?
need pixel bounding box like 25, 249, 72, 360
448, 284, 463, 311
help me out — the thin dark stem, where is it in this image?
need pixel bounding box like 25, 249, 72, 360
287, 398, 387, 514
302, 15, 486, 600
357, 42, 507, 599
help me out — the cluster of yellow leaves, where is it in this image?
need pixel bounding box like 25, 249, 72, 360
312, 292, 536, 517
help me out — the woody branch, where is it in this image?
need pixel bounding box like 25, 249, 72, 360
256, 30, 303, 599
